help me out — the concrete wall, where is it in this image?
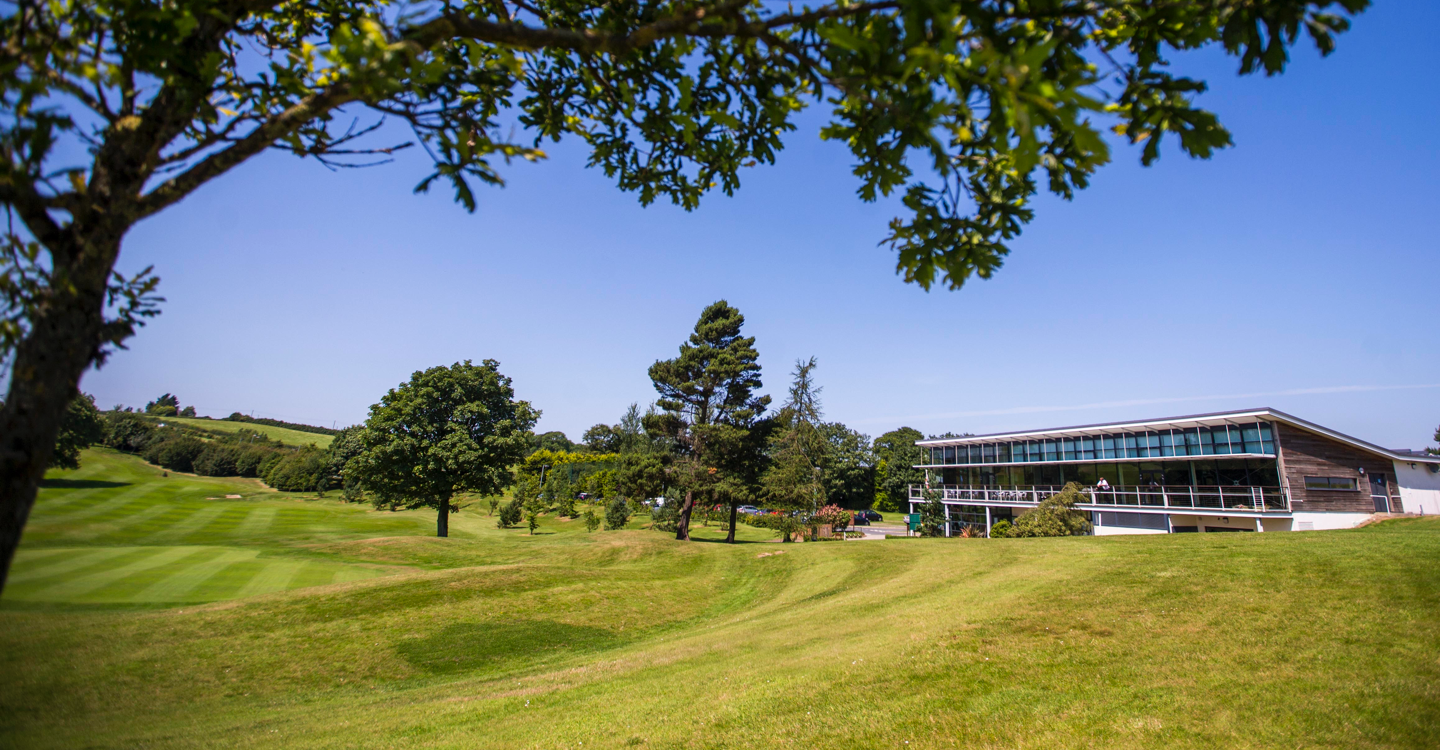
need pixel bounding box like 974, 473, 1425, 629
1393, 461, 1440, 516
1290, 511, 1372, 531
1093, 525, 1167, 536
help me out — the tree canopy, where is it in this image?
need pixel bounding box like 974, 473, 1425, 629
349, 360, 538, 537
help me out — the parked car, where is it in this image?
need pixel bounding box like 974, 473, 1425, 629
854, 509, 883, 523
851, 513, 870, 526
738, 505, 760, 515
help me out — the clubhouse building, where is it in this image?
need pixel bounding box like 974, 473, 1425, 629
909, 408, 1440, 536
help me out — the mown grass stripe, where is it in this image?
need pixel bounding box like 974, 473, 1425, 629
191, 507, 255, 538
92, 504, 176, 539
53, 483, 167, 522
33, 547, 208, 601
128, 548, 256, 602
138, 504, 229, 544
5, 547, 143, 586
234, 560, 304, 598
234, 506, 279, 538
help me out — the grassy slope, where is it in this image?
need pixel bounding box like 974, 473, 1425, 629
158, 416, 336, 448
2, 451, 1438, 749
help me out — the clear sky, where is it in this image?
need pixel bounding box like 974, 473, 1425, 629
81, 1, 1439, 451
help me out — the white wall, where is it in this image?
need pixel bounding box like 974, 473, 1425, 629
1291, 511, 1372, 531
1393, 460, 1440, 516
1094, 525, 1167, 536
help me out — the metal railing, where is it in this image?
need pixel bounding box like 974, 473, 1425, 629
908, 484, 1289, 512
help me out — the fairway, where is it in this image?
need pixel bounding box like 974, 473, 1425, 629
2, 450, 1439, 749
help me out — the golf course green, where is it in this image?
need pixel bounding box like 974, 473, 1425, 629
2, 448, 1437, 748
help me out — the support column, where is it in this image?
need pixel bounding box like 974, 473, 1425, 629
985, 507, 992, 538
945, 504, 951, 537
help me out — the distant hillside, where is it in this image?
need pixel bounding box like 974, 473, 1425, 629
154, 415, 336, 448
221, 413, 338, 436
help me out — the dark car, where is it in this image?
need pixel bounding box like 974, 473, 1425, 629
854, 510, 883, 523
851, 513, 870, 526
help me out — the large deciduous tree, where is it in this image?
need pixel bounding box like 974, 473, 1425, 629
349, 360, 538, 537
873, 426, 926, 512
0, 0, 1368, 586
646, 301, 768, 540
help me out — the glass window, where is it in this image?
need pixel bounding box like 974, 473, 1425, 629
1193, 460, 1219, 486
1216, 459, 1248, 486
982, 444, 996, 463
1094, 463, 1119, 486
1162, 463, 1192, 486
1304, 476, 1358, 491
1123, 434, 1139, 458
930, 447, 941, 464
997, 443, 1011, 462
1102, 435, 1117, 459
1061, 438, 1076, 461
1159, 432, 1176, 457
1080, 437, 1095, 460
943, 446, 956, 464
1043, 440, 1058, 461
1118, 463, 1140, 486
1242, 425, 1262, 453
1199, 428, 1215, 455
1072, 464, 1098, 486
1247, 459, 1279, 487
1184, 429, 1201, 455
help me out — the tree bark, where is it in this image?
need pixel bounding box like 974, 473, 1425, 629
675, 489, 694, 541
437, 496, 450, 537
0, 235, 117, 592
725, 503, 738, 543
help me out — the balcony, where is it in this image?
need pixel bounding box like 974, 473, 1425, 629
908, 484, 1289, 513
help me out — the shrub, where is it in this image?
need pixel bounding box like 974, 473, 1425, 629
649, 502, 677, 532
264, 447, 328, 492
143, 436, 206, 473
234, 446, 275, 478
989, 519, 1014, 538
104, 412, 155, 453
814, 504, 850, 533
605, 496, 631, 530
1011, 483, 1092, 537
193, 444, 240, 476
584, 509, 601, 532
526, 512, 539, 535
498, 497, 523, 528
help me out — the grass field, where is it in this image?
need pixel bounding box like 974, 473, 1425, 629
2, 450, 1438, 748
156, 415, 337, 448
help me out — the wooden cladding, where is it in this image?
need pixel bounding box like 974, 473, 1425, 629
1276, 424, 1401, 513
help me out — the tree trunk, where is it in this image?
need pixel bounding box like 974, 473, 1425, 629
0, 235, 117, 594
437, 496, 450, 537
725, 503, 738, 543
675, 489, 694, 541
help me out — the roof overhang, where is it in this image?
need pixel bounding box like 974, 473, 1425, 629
915, 407, 1440, 466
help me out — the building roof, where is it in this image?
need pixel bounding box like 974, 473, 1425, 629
915, 407, 1440, 465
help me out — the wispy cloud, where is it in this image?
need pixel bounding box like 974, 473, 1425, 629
855, 383, 1440, 426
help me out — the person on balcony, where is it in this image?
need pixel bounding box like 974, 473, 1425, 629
1096, 477, 1111, 492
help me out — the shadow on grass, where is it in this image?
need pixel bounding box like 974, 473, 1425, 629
396, 619, 626, 676
39, 478, 130, 490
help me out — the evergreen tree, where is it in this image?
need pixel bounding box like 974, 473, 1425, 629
1011, 484, 1093, 537
645, 301, 769, 541
604, 496, 632, 531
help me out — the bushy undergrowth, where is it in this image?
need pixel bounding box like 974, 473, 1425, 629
102, 411, 329, 491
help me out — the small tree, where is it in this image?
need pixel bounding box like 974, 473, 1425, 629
498, 497, 523, 529
918, 487, 948, 538
487, 496, 501, 517
350, 360, 538, 537
1011, 484, 1093, 537
526, 511, 540, 535
584, 509, 601, 533
989, 519, 1015, 538
605, 496, 632, 531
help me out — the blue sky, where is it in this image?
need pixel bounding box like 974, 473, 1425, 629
83, 1, 1439, 450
